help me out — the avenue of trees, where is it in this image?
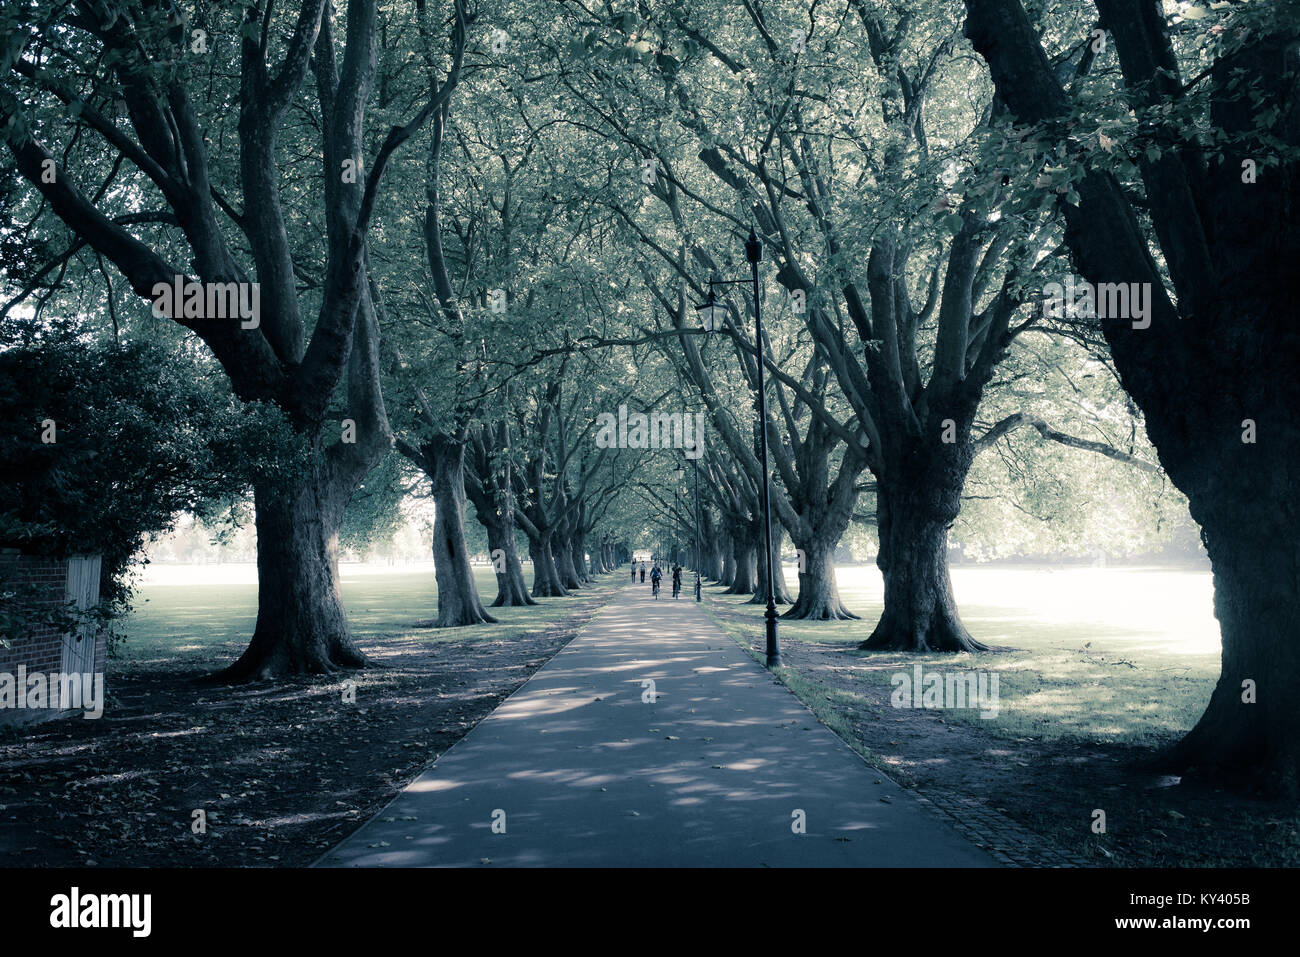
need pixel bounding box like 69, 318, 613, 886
1, 0, 1295, 789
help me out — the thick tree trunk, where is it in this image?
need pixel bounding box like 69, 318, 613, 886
217, 467, 366, 681
571, 530, 591, 582
861, 479, 984, 652
427, 437, 497, 627
700, 510, 723, 580
964, 0, 1300, 788
528, 534, 568, 598
482, 513, 534, 607
1163, 459, 1300, 792
464, 425, 534, 607
719, 534, 735, 587
784, 536, 859, 620
555, 529, 583, 589
728, 534, 757, 594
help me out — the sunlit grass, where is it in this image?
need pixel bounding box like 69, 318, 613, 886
707, 563, 1220, 748
117, 565, 617, 672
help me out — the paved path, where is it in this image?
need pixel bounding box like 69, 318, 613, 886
316, 581, 996, 867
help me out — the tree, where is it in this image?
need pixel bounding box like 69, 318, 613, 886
0, 0, 461, 677
963, 0, 1300, 790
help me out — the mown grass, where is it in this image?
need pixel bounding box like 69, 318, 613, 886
116, 566, 618, 673
706, 563, 1219, 748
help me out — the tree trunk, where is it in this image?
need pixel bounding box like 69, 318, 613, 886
701, 509, 723, 580
861, 479, 984, 652
529, 534, 568, 598
571, 529, 591, 582
784, 536, 859, 620
719, 533, 735, 587
217, 466, 366, 681
482, 512, 534, 607
555, 529, 583, 589
427, 437, 497, 627
1163, 457, 1300, 792
464, 424, 534, 607
728, 532, 757, 594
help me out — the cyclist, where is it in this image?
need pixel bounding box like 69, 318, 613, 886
671, 563, 682, 599
650, 562, 663, 598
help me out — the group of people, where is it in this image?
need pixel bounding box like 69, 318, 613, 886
632, 560, 683, 599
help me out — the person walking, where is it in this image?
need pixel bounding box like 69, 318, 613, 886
631, 562, 637, 582
640, 563, 646, 583
671, 563, 682, 599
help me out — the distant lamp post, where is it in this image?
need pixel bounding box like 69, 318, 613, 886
689, 444, 702, 601
674, 462, 686, 572
694, 228, 780, 668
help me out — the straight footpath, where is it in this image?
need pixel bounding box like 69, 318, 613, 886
316, 579, 997, 867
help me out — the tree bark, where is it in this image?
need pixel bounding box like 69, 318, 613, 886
727, 530, 757, 594
217, 466, 367, 680
571, 523, 591, 582
425, 435, 497, 627
481, 509, 533, 607
784, 536, 859, 620
464, 428, 535, 607
861, 451, 985, 652
528, 533, 568, 598
554, 526, 584, 590
719, 532, 735, 587
1167, 489, 1300, 791
701, 509, 723, 580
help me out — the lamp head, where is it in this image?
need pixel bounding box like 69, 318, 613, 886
695, 289, 727, 332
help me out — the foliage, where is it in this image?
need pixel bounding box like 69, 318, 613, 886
0, 320, 307, 640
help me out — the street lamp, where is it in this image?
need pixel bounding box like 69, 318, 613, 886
694, 228, 781, 668
689, 444, 702, 601
674, 462, 685, 570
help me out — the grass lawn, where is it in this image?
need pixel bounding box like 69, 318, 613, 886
731, 563, 1222, 748
116, 566, 568, 673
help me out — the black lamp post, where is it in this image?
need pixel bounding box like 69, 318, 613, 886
690, 444, 702, 601
695, 228, 781, 668
674, 462, 685, 571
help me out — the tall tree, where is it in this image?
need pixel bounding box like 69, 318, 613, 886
963, 0, 1300, 790
0, 0, 459, 677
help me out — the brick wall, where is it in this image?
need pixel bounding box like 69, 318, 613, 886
0, 549, 107, 726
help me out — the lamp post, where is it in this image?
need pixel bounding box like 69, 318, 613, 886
695, 228, 781, 668
690, 445, 702, 601
674, 462, 685, 572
